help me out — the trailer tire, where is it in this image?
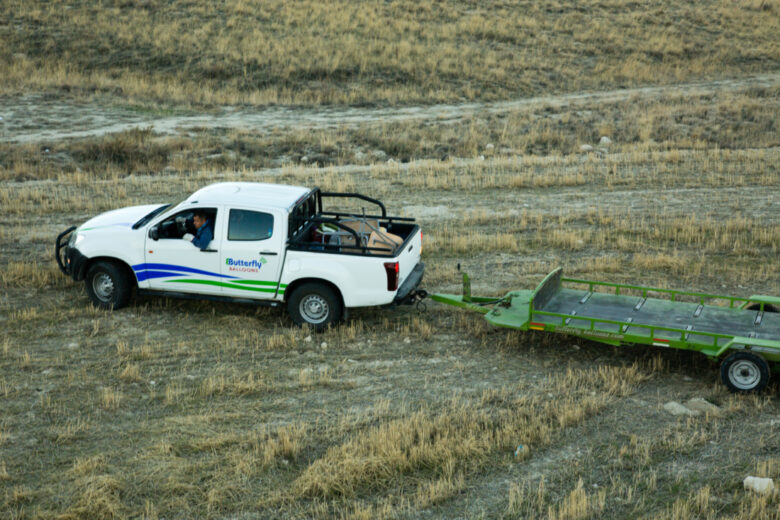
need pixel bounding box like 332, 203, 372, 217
720, 352, 770, 393
85, 260, 132, 310
287, 282, 343, 332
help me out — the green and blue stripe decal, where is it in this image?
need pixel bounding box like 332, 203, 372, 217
132, 263, 238, 282
132, 263, 285, 294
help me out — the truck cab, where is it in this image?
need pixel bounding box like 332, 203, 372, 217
56, 182, 425, 329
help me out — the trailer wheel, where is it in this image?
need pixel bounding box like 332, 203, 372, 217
85, 261, 132, 310
720, 352, 770, 393
287, 282, 343, 332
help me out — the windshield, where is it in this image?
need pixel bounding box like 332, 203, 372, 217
132, 203, 172, 229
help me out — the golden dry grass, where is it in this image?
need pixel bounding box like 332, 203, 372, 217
1, 0, 778, 106
291, 365, 644, 500
1, 13, 779, 514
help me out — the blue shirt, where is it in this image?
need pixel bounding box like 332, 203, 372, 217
192, 219, 213, 250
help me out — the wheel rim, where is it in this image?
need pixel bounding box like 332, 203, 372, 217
728, 359, 760, 390
299, 294, 329, 324
92, 272, 115, 302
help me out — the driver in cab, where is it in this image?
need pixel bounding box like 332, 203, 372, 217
182, 210, 213, 250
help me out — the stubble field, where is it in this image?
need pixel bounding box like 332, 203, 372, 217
1, 1, 779, 519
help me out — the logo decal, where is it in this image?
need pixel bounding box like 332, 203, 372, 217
225, 258, 263, 273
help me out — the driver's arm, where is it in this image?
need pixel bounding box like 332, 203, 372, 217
191, 225, 213, 250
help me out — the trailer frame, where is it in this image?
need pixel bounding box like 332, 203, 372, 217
432, 268, 780, 392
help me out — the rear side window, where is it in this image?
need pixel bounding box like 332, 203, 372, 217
289, 194, 316, 240
228, 209, 274, 241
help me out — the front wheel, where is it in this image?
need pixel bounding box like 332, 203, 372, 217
720, 352, 770, 393
85, 261, 132, 310
287, 283, 343, 332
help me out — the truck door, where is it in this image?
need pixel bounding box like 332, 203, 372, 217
140, 206, 225, 295
220, 207, 285, 300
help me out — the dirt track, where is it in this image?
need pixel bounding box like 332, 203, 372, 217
1, 73, 778, 143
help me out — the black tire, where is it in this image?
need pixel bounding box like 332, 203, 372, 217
287, 282, 343, 331
720, 352, 770, 393
85, 261, 132, 310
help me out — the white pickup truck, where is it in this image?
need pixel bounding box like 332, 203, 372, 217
56, 182, 425, 329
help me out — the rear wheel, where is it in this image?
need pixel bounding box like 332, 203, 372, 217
287, 282, 343, 331
85, 261, 132, 310
720, 352, 770, 393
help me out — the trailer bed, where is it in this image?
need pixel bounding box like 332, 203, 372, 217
538, 288, 780, 342
433, 268, 780, 363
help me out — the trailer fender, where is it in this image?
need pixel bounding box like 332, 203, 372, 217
706, 336, 780, 359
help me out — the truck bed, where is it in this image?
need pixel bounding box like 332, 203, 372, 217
287, 188, 419, 257
288, 217, 418, 256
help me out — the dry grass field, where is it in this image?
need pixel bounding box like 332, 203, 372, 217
1, 143, 778, 518
1, 0, 779, 519
1, 0, 779, 106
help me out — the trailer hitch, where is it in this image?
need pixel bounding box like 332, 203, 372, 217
413, 289, 429, 311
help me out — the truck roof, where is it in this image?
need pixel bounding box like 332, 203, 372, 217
186, 182, 311, 210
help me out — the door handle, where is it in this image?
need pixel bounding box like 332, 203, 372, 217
260, 251, 278, 256
201, 249, 218, 253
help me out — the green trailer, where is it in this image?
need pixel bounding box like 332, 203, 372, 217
432, 268, 780, 393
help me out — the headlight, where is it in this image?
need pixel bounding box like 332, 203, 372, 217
69, 232, 85, 247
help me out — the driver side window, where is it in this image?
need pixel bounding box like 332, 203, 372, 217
156, 208, 218, 239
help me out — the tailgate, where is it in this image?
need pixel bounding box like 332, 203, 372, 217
395, 226, 423, 286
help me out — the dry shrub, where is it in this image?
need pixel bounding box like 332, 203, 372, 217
632, 252, 687, 274
70, 455, 107, 477
6, 486, 33, 505
547, 479, 606, 520
118, 363, 141, 383
414, 465, 466, 508
0, 261, 62, 289
53, 418, 91, 444
200, 371, 268, 397
657, 483, 777, 520
400, 317, 434, 341
206, 483, 241, 514
254, 423, 309, 467
428, 229, 519, 254
62, 475, 123, 520
99, 387, 121, 410
72, 128, 169, 174
264, 329, 301, 351
164, 382, 182, 405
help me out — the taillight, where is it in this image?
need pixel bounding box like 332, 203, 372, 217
419, 230, 423, 255
384, 262, 399, 291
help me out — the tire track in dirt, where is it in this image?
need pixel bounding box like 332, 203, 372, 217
1, 74, 778, 143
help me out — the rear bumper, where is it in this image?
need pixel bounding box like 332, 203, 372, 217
393, 262, 425, 305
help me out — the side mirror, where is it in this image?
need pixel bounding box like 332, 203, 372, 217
149, 226, 159, 241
